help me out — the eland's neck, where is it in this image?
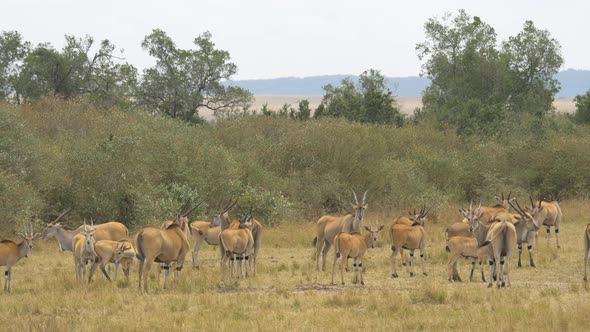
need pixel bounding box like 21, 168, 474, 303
17, 241, 30, 260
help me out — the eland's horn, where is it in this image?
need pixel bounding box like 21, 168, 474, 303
507, 191, 512, 200
183, 199, 205, 217
501, 192, 504, 201
53, 209, 70, 224
361, 191, 368, 204
177, 199, 191, 217
509, 200, 522, 216
352, 190, 359, 204
529, 196, 535, 209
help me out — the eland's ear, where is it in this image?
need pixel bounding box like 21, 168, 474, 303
350, 203, 356, 209
364, 226, 371, 232
378, 224, 385, 231
363, 203, 368, 209
33, 233, 42, 239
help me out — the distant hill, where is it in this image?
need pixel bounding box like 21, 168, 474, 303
226, 69, 590, 97
555, 69, 590, 97
226, 75, 430, 96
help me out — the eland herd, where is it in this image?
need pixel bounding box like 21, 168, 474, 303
1, 189, 587, 293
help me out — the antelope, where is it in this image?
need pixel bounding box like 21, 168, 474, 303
389, 207, 429, 278
136, 204, 191, 291
444, 220, 471, 240
331, 223, 384, 286
461, 202, 516, 288
446, 193, 513, 241
189, 199, 237, 269
526, 196, 563, 248
505, 200, 541, 267
88, 240, 135, 282
0, 225, 41, 292
161, 199, 203, 239
219, 209, 254, 279
392, 206, 430, 266
43, 217, 128, 252
584, 224, 590, 282
72, 220, 96, 283
445, 236, 488, 282
313, 191, 368, 271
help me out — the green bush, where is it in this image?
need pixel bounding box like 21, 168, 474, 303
2, 99, 590, 233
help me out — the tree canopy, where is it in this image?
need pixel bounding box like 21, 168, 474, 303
416, 10, 563, 134
315, 69, 404, 126
136, 29, 252, 123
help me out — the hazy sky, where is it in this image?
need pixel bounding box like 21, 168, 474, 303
2, 0, 588, 80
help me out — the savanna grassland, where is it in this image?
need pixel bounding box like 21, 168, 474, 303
2, 200, 590, 331
3, 99, 590, 331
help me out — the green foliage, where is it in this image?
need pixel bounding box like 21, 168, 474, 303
502, 21, 563, 114
416, 10, 563, 134
287, 100, 312, 120
574, 91, 590, 124
14, 35, 136, 105
137, 29, 252, 123
315, 70, 403, 125
0, 31, 30, 101
4, 97, 590, 232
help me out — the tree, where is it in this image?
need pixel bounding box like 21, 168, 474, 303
0, 31, 30, 102
574, 91, 590, 124
315, 70, 403, 125
137, 29, 252, 123
416, 10, 510, 114
416, 10, 564, 134
502, 21, 563, 114
16, 35, 136, 105
289, 99, 311, 120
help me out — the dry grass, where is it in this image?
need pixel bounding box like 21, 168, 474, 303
2, 200, 590, 331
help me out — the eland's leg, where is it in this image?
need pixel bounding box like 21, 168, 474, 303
546, 227, 551, 247
114, 262, 119, 281
487, 259, 495, 288
555, 227, 561, 248
331, 254, 338, 285
162, 264, 170, 289
143, 261, 151, 292
339, 253, 346, 285
409, 250, 415, 277
138, 260, 144, 289
359, 258, 364, 286
192, 240, 204, 269
321, 241, 331, 272
315, 236, 325, 271
517, 243, 523, 268
352, 258, 358, 284
99, 263, 112, 282
469, 259, 476, 282
390, 247, 398, 278
528, 243, 535, 267
4, 268, 10, 292
420, 249, 427, 276
88, 261, 99, 283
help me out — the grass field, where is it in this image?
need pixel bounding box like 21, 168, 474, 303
2, 200, 590, 331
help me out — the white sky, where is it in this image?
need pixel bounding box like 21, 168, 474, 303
2, 0, 588, 80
